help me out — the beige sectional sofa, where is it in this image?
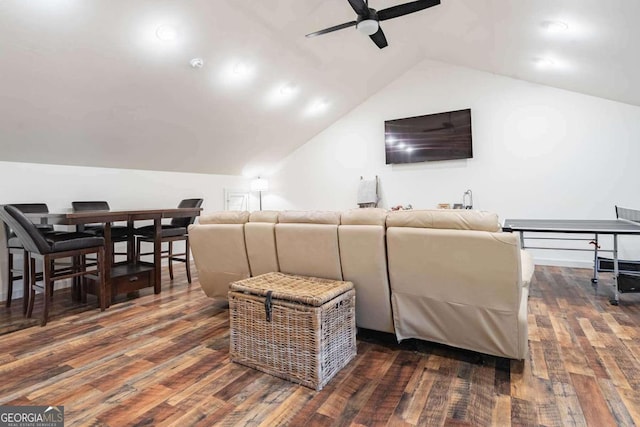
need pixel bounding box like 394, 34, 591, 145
189, 208, 534, 359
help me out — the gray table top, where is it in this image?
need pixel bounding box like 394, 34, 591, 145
502, 218, 640, 234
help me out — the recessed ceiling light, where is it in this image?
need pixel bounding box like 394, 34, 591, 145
406, 147, 414, 153
304, 98, 329, 116
219, 60, 256, 86
233, 62, 251, 75
265, 82, 299, 106
312, 99, 328, 111
156, 25, 177, 41
541, 20, 568, 33
189, 58, 204, 69
397, 142, 406, 149
533, 57, 555, 68
280, 83, 297, 96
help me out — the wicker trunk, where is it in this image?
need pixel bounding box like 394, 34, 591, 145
229, 272, 356, 391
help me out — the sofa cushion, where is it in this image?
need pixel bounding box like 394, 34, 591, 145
278, 211, 341, 225
199, 211, 249, 225
249, 210, 279, 223
386, 209, 500, 232
276, 223, 342, 281
245, 222, 280, 276
340, 208, 387, 226
339, 224, 394, 333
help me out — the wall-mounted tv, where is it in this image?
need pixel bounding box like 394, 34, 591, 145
385, 108, 473, 164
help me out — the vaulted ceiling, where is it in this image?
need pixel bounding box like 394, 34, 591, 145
1, 0, 638, 176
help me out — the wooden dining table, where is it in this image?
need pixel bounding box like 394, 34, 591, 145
26, 207, 202, 305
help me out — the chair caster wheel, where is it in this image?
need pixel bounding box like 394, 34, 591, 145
609, 299, 619, 306
591, 278, 598, 283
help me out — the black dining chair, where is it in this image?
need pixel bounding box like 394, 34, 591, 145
72, 201, 131, 265
135, 198, 203, 284
3, 203, 55, 313
0, 205, 107, 326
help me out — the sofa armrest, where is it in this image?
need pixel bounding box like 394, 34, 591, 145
521, 250, 535, 289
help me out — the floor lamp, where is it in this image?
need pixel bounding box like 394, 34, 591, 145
250, 177, 269, 211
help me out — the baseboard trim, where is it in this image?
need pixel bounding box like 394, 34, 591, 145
533, 258, 593, 269
0, 279, 72, 304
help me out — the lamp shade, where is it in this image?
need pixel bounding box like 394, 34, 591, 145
251, 177, 269, 192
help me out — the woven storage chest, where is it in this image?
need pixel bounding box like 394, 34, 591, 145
229, 272, 356, 391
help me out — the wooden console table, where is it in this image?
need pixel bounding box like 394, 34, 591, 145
26, 207, 202, 304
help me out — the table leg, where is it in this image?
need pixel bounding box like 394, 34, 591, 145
154, 217, 161, 294
127, 219, 134, 263
104, 223, 112, 306
592, 234, 599, 282
610, 235, 619, 305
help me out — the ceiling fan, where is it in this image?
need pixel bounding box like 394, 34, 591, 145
305, 0, 441, 49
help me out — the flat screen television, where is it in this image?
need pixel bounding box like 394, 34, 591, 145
385, 108, 473, 164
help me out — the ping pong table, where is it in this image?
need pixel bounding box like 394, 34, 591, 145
503, 214, 640, 305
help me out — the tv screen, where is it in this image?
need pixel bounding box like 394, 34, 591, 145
385, 108, 473, 164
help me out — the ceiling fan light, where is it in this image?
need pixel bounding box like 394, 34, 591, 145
541, 20, 569, 32
356, 19, 379, 36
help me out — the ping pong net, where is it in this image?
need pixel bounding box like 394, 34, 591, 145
616, 206, 640, 223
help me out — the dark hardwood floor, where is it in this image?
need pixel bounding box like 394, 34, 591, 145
1, 265, 640, 426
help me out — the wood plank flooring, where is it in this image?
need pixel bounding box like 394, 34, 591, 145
1, 265, 640, 426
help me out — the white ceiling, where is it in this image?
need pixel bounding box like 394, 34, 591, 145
1, 0, 638, 176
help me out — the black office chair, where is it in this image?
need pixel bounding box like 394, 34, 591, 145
0, 205, 107, 326
3, 203, 55, 313
135, 198, 203, 284
72, 201, 130, 265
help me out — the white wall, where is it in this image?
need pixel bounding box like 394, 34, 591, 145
267, 59, 640, 267
0, 161, 247, 302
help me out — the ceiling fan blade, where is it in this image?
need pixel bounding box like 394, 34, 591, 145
347, 0, 369, 16
369, 27, 388, 49
305, 21, 357, 38
378, 0, 440, 21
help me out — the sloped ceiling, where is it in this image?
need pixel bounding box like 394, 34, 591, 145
1, 0, 638, 176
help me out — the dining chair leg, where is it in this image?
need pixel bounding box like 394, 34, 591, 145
136, 238, 141, 263
168, 241, 174, 281
74, 255, 82, 302
42, 255, 53, 326
185, 237, 192, 284
6, 251, 13, 308
22, 250, 29, 315
48, 260, 55, 302
27, 257, 36, 319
